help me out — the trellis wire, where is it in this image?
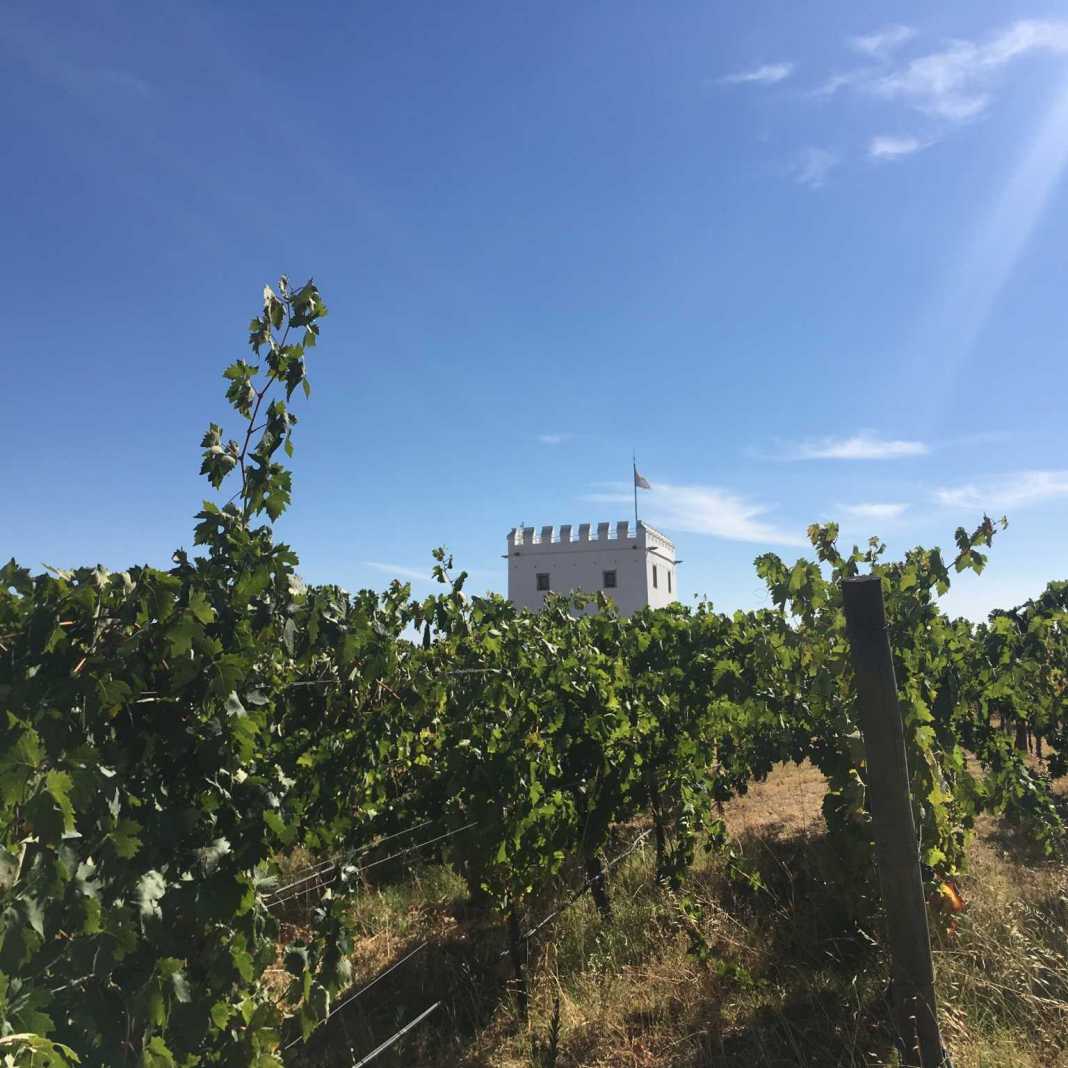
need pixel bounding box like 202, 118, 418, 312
500, 826, 654, 955
282, 940, 430, 1052
265, 817, 437, 902
267, 820, 478, 910
352, 1001, 442, 1067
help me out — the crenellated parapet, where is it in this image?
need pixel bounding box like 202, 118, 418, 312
508, 520, 637, 548
507, 520, 676, 561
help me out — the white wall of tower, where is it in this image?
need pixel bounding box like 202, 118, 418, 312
506, 520, 678, 616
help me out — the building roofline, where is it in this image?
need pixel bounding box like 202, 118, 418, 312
507, 520, 675, 553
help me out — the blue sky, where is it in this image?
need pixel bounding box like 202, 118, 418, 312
4, 2, 1068, 619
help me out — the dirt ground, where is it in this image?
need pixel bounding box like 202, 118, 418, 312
721, 759, 827, 838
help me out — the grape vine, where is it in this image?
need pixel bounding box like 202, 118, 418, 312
1, 278, 1063, 1066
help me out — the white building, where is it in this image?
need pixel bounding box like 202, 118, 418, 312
506, 520, 678, 616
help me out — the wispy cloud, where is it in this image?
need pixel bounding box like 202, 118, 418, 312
934, 470, 1068, 511
851, 25, 915, 59
364, 561, 495, 585
784, 433, 929, 461
583, 482, 803, 546
720, 62, 794, 86
814, 26, 911, 100
538, 432, 572, 446
841, 502, 908, 521
812, 71, 865, 99
869, 135, 929, 160
758, 20, 1068, 193
793, 146, 839, 189
816, 20, 1068, 124
871, 19, 1068, 121
363, 561, 433, 583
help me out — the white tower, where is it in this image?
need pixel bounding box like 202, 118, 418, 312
506, 520, 678, 616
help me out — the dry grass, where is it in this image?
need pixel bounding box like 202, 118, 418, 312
280, 763, 1068, 1068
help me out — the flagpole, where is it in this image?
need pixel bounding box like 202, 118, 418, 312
633, 451, 639, 531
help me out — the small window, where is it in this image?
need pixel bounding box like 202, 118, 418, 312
536, 572, 550, 591
667, 570, 672, 594
652, 564, 658, 589
603, 570, 617, 589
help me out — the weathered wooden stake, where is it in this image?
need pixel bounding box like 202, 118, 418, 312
842, 575, 947, 1068
507, 908, 528, 1018
585, 853, 613, 920
646, 768, 669, 884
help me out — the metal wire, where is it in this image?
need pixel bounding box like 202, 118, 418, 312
356, 821, 477, 875
266, 820, 478, 910
277, 823, 651, 1060
499, 826, 654, 956
282, 940, 430, 1051
352, 1001, 442, 1067
274, 817, 440, 886
265, 817, 438, 902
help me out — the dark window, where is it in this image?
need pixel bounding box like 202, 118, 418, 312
603, 570, 617, 589
652, 564, 658, 589
536, 572, 550, 591
667, 570, 672, 594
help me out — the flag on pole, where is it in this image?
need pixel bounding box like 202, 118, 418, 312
634, 467, 651, 490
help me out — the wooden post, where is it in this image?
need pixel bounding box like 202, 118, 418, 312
842, 576, 947, 1068
646, 767, 668, 884
507, 908, 528, 1018
585, 853, 612, 920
